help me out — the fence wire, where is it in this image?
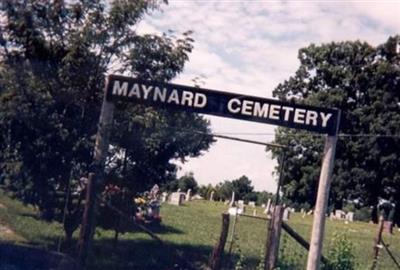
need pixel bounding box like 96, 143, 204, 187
221, 212, 268, 270
278, 230, 309, 270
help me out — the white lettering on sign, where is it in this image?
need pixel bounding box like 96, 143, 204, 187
111, 80, 208, 109
241, 100, 254, 116
194, 93, 207, 108
282, 106, 294, 121
306, 111, 318, 126
294, 109, 306, 124
227, 98, 241, 113
113, 81, 129, 96
225, 98, 333, 129
142, 85, 153, 99
269, 105, 281, 120
320, 112, 332, 127
153, 86, 166, 102
254, 102, 269, 117
168, 89, 180, 104
128, 83, 140, 98
109, 79, 337, 133
181, 91, 194, 106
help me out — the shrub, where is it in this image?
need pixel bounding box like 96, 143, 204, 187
324, 233, 356, 270
354, 206, 372, 222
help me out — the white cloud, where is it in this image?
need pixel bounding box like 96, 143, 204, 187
138, 0, 399, 191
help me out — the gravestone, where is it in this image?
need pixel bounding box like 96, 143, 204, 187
186, 189, 192, 201
249, 201, 256, 207
346, 212, 354, 222
191, 194, 203, 200
209, 191, 215, 201
335, 210, 345, 219
229, 191, 236, 206
283, 208, 291, 221
253, 209, 257, 216
161, 192, 168, 203
264, 199, 272, 214
238, 200, 244, 206
238, 204, 246, 214
169, 192, 184, 206
261, 203, 266, 208
228, 206, 243, 216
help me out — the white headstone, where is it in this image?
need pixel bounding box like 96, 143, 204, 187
210, 191, 215, 201
265, 199, 272, 214
186, 189, 192, 201
249, 201, 256, 207
261, 203, 266, 208
238, 200, 244, 206
192, 194, 203, 200
283, 208, 291, 221
346, 212, 354, 222
228, 207, 243, 216
161, 192, 168, 202
335, 210, 345, 219
169, 192, 184, 206
253, 209, 257, 216
229, 191, 236, 206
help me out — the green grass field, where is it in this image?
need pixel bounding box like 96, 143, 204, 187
1, 191, 399, 270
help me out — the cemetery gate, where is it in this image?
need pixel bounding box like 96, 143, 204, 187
78, 74, 341, 270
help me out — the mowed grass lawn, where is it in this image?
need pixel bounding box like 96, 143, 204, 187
1, 191, 400, 270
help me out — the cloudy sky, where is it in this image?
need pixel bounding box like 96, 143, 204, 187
137, 1, 400, 192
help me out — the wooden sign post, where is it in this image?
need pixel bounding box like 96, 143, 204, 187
78, 80, 115, 268
306, 135, 338, 270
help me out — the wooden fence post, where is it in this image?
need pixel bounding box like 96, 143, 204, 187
77, 173, 95, 267
208, 213, 230, 270
371, 216, 384, 270
265, 205, 284, 270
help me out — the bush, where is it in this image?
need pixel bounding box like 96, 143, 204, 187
354, 206, 372, 222
324, 233, 356, 270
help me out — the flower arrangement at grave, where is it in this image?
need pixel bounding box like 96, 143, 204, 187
134, 184, 162, 224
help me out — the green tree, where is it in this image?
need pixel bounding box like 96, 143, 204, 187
0, 0, 212, 243
177, 172, 198, 193
215, 175, 255, 201
164, 172, 198, 193
232, 175, 254, 200
198, 184, 215, 200
268, 37, 400, 222
217, 181, 234, 201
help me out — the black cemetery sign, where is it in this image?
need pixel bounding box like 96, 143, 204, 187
106, 75, 340, 135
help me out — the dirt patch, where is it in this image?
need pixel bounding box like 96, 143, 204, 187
0, 224, 26, 242
0, 225, 14, 235
0, 203, 6, 209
